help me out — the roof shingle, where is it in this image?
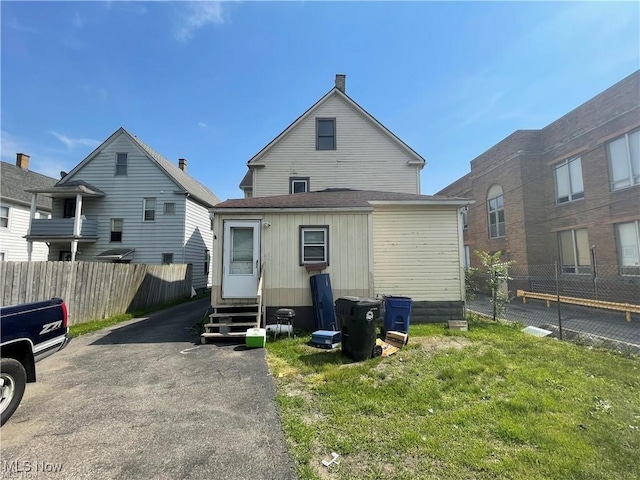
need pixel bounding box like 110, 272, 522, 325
215, 189, 470, 210
0, 162, 57, 209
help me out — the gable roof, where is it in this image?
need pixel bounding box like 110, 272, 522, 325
239, 169, 253, 189
241, 86, 426, 187
0, 161, 57, 210
59, 127, 220, 208
215, 188, 470, 211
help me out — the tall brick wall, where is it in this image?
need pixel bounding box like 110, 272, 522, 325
437, 70, 640, 295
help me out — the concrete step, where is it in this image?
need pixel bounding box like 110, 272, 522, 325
210, 312, 259, 318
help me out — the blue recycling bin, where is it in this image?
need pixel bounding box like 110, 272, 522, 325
383, 296, 412, 335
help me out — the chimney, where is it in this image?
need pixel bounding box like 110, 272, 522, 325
16, 153, 30, 170
335, 74, 346, 93
178, 158, 187, 171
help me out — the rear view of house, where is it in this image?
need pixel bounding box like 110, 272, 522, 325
25, 128, 220, 290
209, 75, 471, 333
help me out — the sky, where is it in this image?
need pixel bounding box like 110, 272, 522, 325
1, 1, 639, 200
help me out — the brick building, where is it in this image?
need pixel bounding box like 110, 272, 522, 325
437, 70, 639, 303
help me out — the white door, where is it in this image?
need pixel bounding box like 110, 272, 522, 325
222, 220, 261, 298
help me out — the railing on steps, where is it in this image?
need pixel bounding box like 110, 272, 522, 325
257, 263, 265, 328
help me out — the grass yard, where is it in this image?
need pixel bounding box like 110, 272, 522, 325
266, 316, 640, 480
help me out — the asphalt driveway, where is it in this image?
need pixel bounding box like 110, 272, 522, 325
0, 298, 297, 480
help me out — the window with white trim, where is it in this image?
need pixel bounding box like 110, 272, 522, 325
615, 221, 640, 276
0, 252, 6, 261
300, 226, 329, 265
116, 153, 128, 176
164, 202, 176, 214
204, 249, 210, 275
487, 185, 505, 239
162, 253, 173, 264
143, 198, 156, 221
289, 177, 309, 194
461, 208, 468, 230
558, 228, 591, 274
0, 205, 9, 229
554, 157, 584, 204
111, 218, 123, 242
608, 128, 639, 190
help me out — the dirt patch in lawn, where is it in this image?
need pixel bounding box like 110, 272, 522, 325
412, 335, 472, 353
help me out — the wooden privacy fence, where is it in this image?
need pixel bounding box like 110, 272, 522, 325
1, 261, 193, 325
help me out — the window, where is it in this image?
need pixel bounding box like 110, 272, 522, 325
111, 218, 123, 242
143, 198, 156, 221
115, 153, 128, 176
162, 253, 173, 264
164, 202, 176, 214
59, 251, 72, 262
558, 228, 591, 274
0, 252, 6, 261
463, 246, 470, 271
615, 221, 640, 276
204, 249, 210, 275
316, 118, 336, 150
0, 206, 9, 229
36, 211, 50, 219
608, 129, 639, 190
300, 226, 329, 265
63, 199, 76, 218
289, 177, 309, 194
487, 185, 505, 239
554, 157, 584, 204
461, 208, 468, 230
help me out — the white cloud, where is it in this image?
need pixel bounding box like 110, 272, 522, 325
1, 130, 71, 179
49, 131, 101, 150
5, 17, 37, 33
175, 2, 225, 42
198, 122, 208, 128
73, 12, 86, 28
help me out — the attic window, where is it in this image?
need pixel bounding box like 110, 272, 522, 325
116, 153, 128, 176
316, 118, 336, 150
290, 177, 309, 194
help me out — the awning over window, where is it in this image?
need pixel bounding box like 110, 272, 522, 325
95, 248, 135, 260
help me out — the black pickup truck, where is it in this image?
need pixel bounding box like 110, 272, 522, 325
1, 297, 70, 426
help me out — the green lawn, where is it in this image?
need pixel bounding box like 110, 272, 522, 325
266, 316, 640, 480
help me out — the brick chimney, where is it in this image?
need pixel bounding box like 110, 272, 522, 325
178, 158, 187, 171
335, 74, 346, 93
16, 153, 30, 170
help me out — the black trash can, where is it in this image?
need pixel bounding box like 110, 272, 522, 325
335, 296, 382, 361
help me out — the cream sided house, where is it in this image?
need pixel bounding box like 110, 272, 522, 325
207, 75, 471, 335
0, 154, 57, 262
25, 127, 220, 290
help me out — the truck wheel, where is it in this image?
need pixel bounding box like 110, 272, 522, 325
0, 358, 27, 426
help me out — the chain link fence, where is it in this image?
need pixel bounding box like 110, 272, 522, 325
467, 263, 640, 354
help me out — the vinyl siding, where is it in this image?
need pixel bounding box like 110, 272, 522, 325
48, 133, 187, 264
211, 211, 371, 306
372, 205, 464, 301
254, 95, 421, 197
184, 198, 213, 289
0, 202, 50, 261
